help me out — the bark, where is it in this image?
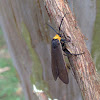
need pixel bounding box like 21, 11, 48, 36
44, 0, 100, 100
66, 0, 96, 100
0, 0, 99, 100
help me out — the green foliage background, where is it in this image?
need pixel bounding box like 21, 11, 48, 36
92, 0, 100, 72
0, 28, 24, 100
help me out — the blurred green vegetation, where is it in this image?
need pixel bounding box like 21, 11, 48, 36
0, 28, 24, 100
91, 0, 100, 72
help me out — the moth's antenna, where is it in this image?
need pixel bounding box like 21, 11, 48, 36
47, 24, 58, 34
47, 24, 61, 37
59, 13, 68, 33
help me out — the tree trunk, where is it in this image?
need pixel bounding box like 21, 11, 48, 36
45, 0, 100, 100
0, 0, 99, 100
66, 0, 96, 100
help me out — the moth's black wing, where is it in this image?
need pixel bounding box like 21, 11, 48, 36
51, 39, 59, 80
51, 39, 69, 84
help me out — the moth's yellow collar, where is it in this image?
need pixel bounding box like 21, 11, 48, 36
53, 34, 61, 41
